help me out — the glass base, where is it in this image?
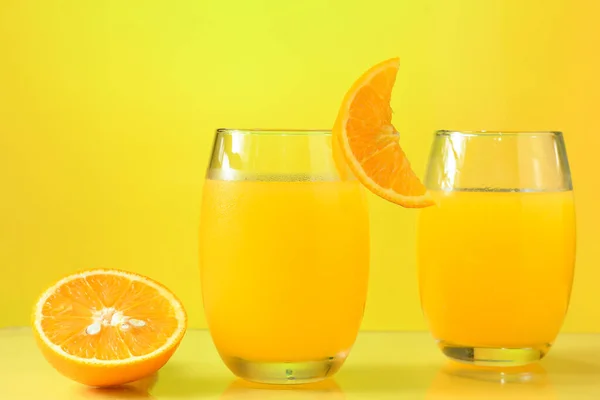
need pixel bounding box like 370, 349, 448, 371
438, 341, 551, 367
442, 361, 549, 384
221, 355, 345, 385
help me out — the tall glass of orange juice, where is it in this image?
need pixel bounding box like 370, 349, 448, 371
199, 129, 369, 384
418, 130, 575, 367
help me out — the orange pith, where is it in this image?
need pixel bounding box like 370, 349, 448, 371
333, 57, 434, 208
32, 269, 187, 387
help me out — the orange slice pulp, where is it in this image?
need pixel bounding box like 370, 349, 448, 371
32, 269, 187, 387
333, 57, 434, 208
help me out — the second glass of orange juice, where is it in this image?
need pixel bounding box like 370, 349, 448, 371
199, 129, 369, 384
418, 130, 576, 367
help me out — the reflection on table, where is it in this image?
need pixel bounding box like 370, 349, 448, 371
1, 329, 600, 399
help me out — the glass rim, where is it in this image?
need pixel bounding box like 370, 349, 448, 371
435, 130, 563, 137
216, 128, 331, 136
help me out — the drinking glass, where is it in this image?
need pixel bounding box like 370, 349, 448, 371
417, 130, 575, 366
199, 129, 370, 384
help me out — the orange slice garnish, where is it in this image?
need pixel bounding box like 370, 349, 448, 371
32, 269, 187, 387
333, 57, 434, 208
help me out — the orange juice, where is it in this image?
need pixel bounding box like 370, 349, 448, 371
200, 177, 369, 363
417, 190, 575, 349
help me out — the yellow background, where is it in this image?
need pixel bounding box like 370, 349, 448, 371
0, 0, 598, 331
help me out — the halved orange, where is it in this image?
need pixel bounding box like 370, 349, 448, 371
32, 269, 187, 387
333, 57, 434, 208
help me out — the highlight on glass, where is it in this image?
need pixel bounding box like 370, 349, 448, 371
417, 130, 576, 366
199, 129, 370, 384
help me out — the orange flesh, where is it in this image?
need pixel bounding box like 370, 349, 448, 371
39, 274, 180, 360
334, 57, 433, 207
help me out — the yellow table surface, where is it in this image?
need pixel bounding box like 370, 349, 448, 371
2, 328, 600, 399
